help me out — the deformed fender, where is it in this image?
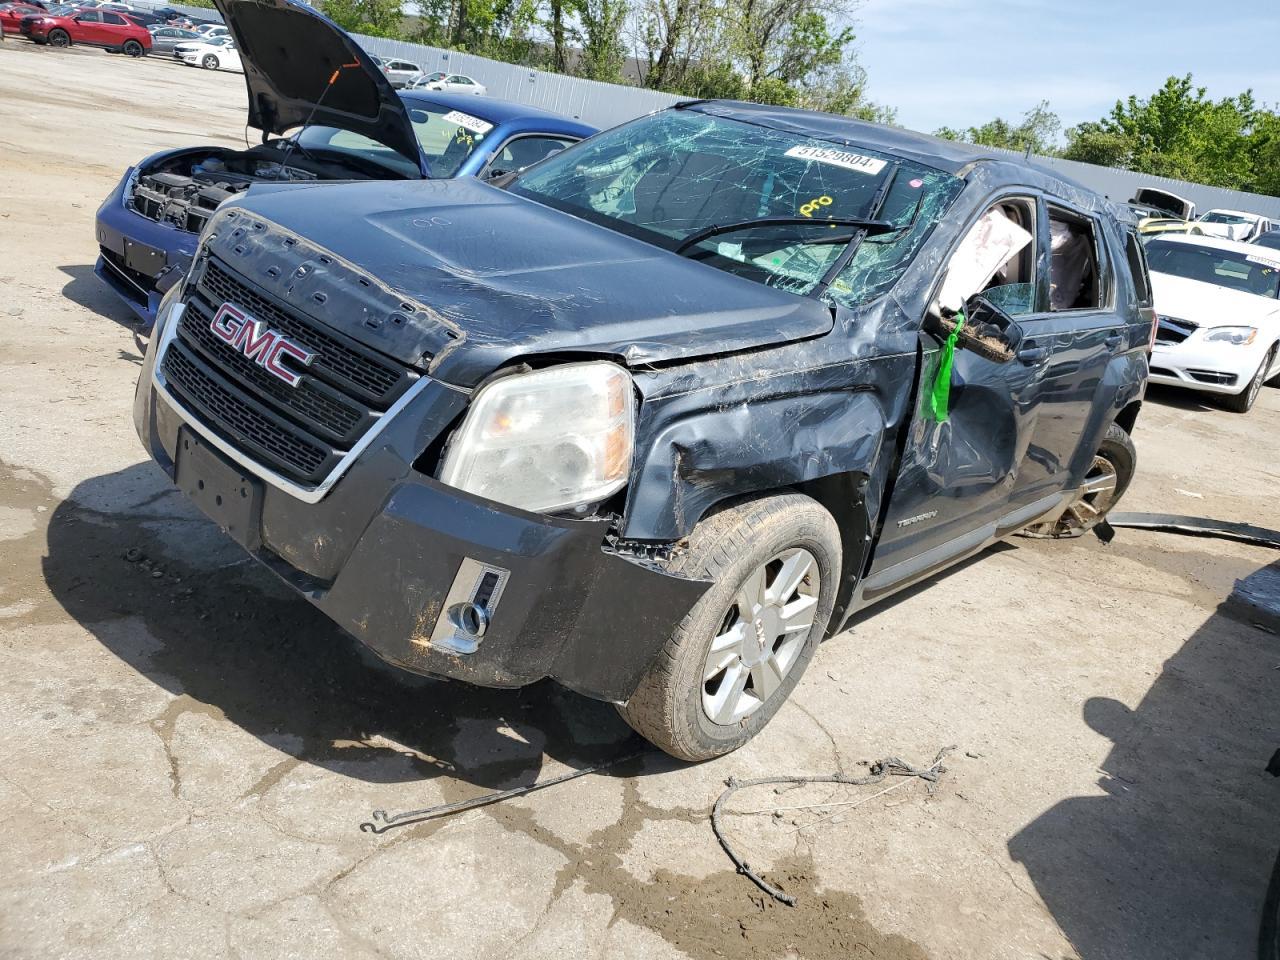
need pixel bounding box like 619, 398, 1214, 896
622, 389, 887, 542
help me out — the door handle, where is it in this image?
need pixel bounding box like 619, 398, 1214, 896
1104, 332, 1124, 350
1017, 344, 1050, 364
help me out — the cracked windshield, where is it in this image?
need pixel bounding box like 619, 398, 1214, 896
511, 109, 962, 306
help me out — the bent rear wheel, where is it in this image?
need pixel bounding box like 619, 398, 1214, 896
123, 39, 143, 57
1024, 421, 1135, 539
201, 54, 218, 69
47, 28, 69, 47
1223, 344, 1277, 414
617, 493, 840, 761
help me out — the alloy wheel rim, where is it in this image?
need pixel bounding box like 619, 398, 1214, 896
1059, 454, 1118, 532
701, 548, 820, 726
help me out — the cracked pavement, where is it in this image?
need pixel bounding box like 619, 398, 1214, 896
2, 43, 1279, 960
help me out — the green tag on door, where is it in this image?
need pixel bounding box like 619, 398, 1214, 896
925, 311, 965, 423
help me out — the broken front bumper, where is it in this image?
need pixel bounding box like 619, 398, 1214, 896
132, 301, 708, 703
94, 169, 196, 327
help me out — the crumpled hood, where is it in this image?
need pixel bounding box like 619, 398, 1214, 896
1151, 271, 1280, 329
213, 0, 427, 176
214, 177, 836, 387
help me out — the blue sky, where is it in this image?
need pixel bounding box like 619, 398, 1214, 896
854, 0, 1280, 139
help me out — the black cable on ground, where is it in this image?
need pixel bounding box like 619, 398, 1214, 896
710, 746, 955, 905
1104, 513, 1280, 550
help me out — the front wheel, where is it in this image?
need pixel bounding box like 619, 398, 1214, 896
1024, 421, 1135, 538
201, 54, 218, 69
617, 493, 841, 761
1222, 344, 1277, 414
123, 39, 143, 57
47, 28, 69, 47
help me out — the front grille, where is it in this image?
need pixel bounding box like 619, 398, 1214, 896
99, 246, 156, 300
180, 301, 365, 444
159, 255, 418, 486
201, 258, 404, 403
163, 347, 329, 477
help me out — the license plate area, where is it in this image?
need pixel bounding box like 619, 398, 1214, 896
123, 237, 166, 277
175, 427, 264, 550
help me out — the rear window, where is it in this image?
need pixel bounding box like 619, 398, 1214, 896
1146, 240, 1280, 298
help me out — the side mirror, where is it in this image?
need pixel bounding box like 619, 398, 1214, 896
925, 293, 1023, 364
483, 166, 510, 181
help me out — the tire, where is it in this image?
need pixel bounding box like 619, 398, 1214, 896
123, 39, 143, 57
201, 54, 218, 69
617, 493, 841, 761
47, 28, 69, 47
1223, 344, 1277, 413
1024, 421, 1136, 538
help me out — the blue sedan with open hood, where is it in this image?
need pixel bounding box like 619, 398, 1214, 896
93, 0, 594, 327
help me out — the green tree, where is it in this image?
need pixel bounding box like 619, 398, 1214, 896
325, 0, 404, 37
935, 101, 1060, 155
1061, 75, 1266, 191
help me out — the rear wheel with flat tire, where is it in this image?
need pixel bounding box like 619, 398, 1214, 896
201, 54, 218, 69
47, 28, 69, 47
1223, 344, 1277, 413
617, 493, 841, 761
123, 39, 143, 57
1024, 421, 1135, 538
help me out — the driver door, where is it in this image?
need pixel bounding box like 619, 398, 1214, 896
863, 193, 1053, 601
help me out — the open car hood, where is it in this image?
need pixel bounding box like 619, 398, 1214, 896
212, 0, 428, 177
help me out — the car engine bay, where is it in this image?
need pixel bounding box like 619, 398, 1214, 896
129, 144, 378, 235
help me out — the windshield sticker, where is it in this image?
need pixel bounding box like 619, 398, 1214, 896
441, 110, 493, 135
1246, 254, 1280, 268
785, 145, 887, 175
799, 195, 834, 218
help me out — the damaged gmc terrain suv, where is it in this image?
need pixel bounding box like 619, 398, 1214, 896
133, 100, 1153, 760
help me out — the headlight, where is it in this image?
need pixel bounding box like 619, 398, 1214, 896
1204, 326, 1257, 345
439, 362, 634, 514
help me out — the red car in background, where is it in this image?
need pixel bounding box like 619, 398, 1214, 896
20, 6, 151, 54
0, 2, 47, 34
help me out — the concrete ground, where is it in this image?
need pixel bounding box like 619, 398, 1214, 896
2, 42, 1279, 960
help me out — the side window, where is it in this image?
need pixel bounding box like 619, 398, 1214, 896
101, 12, 126, 24
1047, 206, 1101, 310
494, 136, 576, 173
451, 75, 473, 85
1124, 231, 1152, 306
77, 10, 101, 21
939, 197, 1039, 317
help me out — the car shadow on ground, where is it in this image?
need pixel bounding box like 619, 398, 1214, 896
1142, 382, 1228, 413
1007, 560, 1280, 960
39, 461, 653, 797
58, 263, 142, 333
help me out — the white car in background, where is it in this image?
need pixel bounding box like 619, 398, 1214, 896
409, 71, 487, 95
1147, 234, 1280, 412
1191, 209, 1273, 242
378, 58, 424, 88
176, 34, 241, 71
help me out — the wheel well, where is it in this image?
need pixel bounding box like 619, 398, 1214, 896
696, 474, 870, 637
1115, 399, 1141, 436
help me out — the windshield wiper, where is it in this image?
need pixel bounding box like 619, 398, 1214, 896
673, 215, 898, 256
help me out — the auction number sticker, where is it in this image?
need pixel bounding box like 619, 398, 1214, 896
784, 145, 887, 175
442, 110, 493, 135
1246, 254, 1280, 269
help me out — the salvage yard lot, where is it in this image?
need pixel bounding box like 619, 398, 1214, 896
1, 43, 1278, 960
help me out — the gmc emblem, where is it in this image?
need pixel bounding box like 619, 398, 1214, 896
209, 302, 316, 387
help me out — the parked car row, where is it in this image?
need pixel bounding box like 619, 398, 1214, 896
79, 0, 1274, 759
370, 55, 487, 95
5, 0, 225, 56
